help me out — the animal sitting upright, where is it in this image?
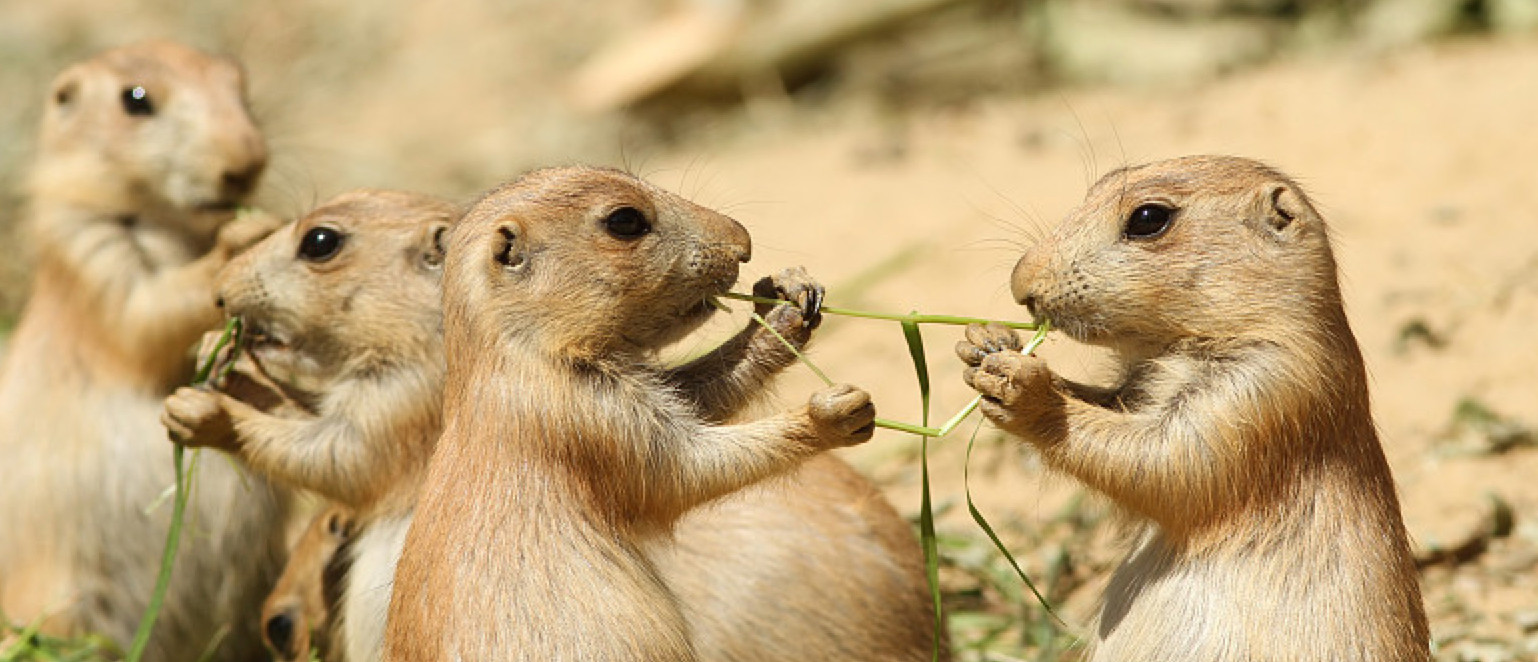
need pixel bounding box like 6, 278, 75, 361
958, 155, 1429, 661
0, 41, 289, 661
385, 167, 880, 661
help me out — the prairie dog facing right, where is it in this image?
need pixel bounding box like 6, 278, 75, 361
387, 167, 878, 661
0, 41, 286, 661
958, 156, 1428, 660
164, 187, 942, 661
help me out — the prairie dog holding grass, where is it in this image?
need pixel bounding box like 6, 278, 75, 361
958, 156, 1428, 661
163, 187, 943, 661
0, 41, 288, 661
384, 167, 880, 661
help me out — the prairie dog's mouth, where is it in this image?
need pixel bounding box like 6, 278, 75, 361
243, 321, 292, 353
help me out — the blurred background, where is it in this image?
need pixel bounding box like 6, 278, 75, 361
2, 0, 1536, 659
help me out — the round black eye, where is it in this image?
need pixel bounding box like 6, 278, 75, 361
1124, 204, 1174, 239
120, 86, 154, 116
603, 207, 651, 240
297, 227, 345, 262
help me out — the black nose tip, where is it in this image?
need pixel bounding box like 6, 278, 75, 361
222, 164, 263, 196
265, 613, 297, 659
1022, 295, 1038, 318
214, 296, 225, 309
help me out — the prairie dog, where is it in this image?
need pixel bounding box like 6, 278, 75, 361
163, 188, 942, 661
260, 506, 356, 662
385, 167, 878, 661
958, 156, 1429, 660
0, 41, 288, 661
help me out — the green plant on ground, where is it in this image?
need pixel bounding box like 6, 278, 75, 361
719, 291, 1064, 661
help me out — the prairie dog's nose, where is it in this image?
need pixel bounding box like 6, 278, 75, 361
1010, 251, 1046, 314
716, 213, 751, 263
264, 611, 299, 660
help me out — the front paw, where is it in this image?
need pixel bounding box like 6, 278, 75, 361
963, 351, 1055, 430
215, 208, 286, 257
807, 383, 876, 449
192, 328, 240, 388
162, 387, 237, 450
751, 267, 825, 343
955, 322, 1023, 367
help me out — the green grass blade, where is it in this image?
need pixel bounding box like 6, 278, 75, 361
964, 419, 1063, 626
899, 319, 945, 662
126, 318, 241, 662
900, 319, 931, 415
719, 292, 1039, 330
125, 444, 187, 662
960, 320, 1062, 625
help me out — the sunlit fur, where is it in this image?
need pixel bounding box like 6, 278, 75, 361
385, 167, 877, 661
0, 41, 286, 661
260, 506, 356, 662
162, 189, 454, 662
165, 188, 939, 661
964, 156, 1429, 661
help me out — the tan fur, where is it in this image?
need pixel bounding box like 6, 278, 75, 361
260, 506, 355, 662
958, 155, 1429, 661
0, 41, 289, 661
164, 188, 943, 661
385, 167, 879, 661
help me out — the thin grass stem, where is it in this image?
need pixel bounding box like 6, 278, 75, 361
720, 292, 1039, 330
126, 318, 241, 662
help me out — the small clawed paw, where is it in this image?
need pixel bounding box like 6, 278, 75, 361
193, 329, 240, 388
808, 383, 876, 447
955, 322, 1023, 367
161, 387, 231, 447
217, 209, 285, 255
964, 352, 1050, 409
753, 267, 825, 332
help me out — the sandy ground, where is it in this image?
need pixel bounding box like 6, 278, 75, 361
663, 37, 1538, 659
1, 4, 1536, 659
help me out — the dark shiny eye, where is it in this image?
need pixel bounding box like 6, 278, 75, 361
1124, 204, 1174, 239
120, 86, 154, 116
297, 227, 344, 262
603, 207, 651, 240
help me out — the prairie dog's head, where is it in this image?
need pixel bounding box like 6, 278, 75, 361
34, 40, 267, 230
445, 166, 751, 362
260, 505, 355, 662
1012, 155, 1339, 356
218, 189, 457, 394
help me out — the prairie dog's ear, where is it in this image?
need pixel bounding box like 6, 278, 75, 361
51, 73, 81, 108
419, 222, 450, 271
494, 225, 526, 272
1254, 183, 1311, 239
